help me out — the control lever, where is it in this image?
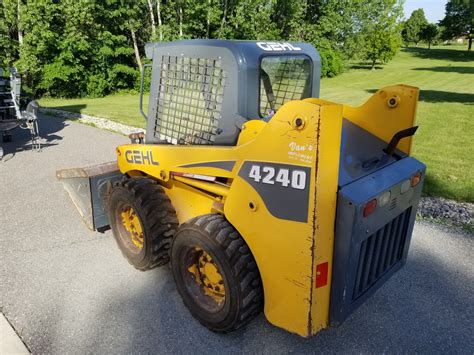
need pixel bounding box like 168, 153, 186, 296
361, 126, 419, 170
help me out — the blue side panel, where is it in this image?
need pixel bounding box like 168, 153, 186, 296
330, 157, 426, 325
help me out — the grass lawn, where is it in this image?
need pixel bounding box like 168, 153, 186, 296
39, 45, 474, 202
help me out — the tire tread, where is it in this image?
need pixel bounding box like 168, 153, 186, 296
113, 177, 178, 271
174, 213, 263, 332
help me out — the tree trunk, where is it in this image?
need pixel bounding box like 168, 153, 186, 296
428, 41, 431, 50
206, 0, 211, 38
17, 0, 23, 45
156, 0, 163, 41
131, 30, 143, 72
146, 0, 157, 38
178, 5, 183, 38
371, 59, 376, 70
469, 37, 472, 51
220, 0, 228, 36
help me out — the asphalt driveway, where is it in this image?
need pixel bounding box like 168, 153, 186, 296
0, 115, 473, 353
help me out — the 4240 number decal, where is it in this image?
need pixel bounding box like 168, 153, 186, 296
248, 164, 307, 190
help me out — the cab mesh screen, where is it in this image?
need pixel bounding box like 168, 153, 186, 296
259, 56, 311, 117
153, 55, 226, 145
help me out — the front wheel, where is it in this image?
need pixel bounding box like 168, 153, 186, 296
108, 177, 178, 271
171, 214, 264, 332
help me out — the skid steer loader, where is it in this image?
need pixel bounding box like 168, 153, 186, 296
57, 40, 426, 337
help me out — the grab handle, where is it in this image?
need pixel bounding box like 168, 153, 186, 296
139, 64, 152, 121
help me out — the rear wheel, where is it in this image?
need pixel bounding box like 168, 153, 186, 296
108, 177, 178, 271
171, 214, 263, 332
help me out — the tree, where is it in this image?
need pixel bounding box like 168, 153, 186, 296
363, 24, 401, 68
439, 0, 473, 50
228, 0, 280, 40
0, 2, 13, 68
360, 0, 403, 69
403, 8, 428, 45
1, 0, 408, 97
146, 0, 157, 39
1, 0, 23, 68
16, 0, 62, 93
421, 23, 439, 49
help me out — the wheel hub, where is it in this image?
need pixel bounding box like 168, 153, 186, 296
120, 207, 144, 250
188, 249, 225, 303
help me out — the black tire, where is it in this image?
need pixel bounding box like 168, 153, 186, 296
171, 214, 263, 332
108, 177, 178, 271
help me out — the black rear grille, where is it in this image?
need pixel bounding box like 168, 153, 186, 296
353, 208, 412, 300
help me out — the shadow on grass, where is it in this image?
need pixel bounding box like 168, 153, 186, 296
421, 174, 473, 202
350, 64, 384, 70
366, 89, 474, 104
412, 66, 474, 74
44, 104, 87, 115
402, 47, 474, 62
419, 90, 474, 104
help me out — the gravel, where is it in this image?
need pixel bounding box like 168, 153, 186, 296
40, 108, 473, 229
40, 108, 145, 136
418, 196, 473, 228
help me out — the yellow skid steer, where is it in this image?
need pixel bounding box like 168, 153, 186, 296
57, 40, 425, 337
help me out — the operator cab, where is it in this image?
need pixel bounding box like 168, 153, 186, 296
259, 53, 313, 120
143, 40, 320, 146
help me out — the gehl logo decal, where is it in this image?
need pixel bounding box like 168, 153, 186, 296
256, 42, 302, 51
125, 150, 159, 166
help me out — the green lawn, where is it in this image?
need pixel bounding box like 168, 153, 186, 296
40, 93, 149, 129
39, 45, 474, 202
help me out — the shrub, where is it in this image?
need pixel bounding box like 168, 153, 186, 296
318, 47, 344, 78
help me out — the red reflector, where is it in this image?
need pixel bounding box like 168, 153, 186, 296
316, 262, 328, 288
363, 199, 377, 217
411, 171, 422, 187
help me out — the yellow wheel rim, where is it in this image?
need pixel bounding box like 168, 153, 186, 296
188, 249, 225, 303
120, 206, 144, 250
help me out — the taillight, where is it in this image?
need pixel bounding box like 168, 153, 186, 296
411, 171, 422, 187
363, 199, 377, 217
